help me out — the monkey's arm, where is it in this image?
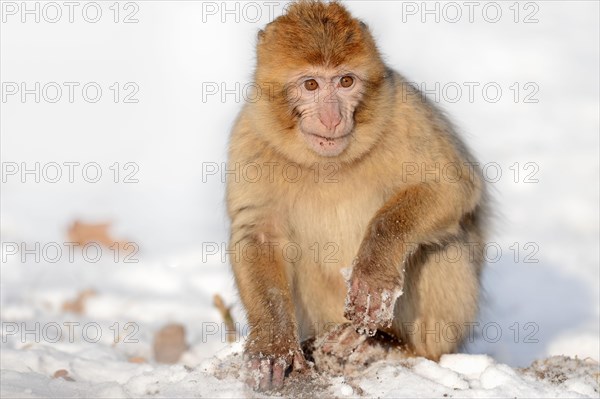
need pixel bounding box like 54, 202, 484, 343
345, 178, 480, 334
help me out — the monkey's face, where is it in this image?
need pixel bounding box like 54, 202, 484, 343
250, 1, 389, 165
288, 69, 364, 157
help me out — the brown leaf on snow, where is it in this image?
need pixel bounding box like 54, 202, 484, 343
128, 356, 147, 364
62, 289, 97, 314
213, 294, 236, 343
52, 369, 75, 382
67, 220, 135, 253
153, 324, 188, 364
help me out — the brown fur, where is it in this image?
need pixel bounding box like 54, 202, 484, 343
226, 0, 488, 391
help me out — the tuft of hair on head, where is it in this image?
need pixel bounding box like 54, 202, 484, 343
255, 0, 386, 84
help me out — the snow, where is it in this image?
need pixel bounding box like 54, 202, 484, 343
1, 0, 599, 397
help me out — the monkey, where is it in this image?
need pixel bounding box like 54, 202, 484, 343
225, 0, 488, 391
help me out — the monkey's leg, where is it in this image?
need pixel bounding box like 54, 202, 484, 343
392, 242, 480, 360
230, 234, 307, 391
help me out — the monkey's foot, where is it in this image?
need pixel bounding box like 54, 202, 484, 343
306, 323, 404, 376
344, 274, 403, 336
244, 348, 309, 392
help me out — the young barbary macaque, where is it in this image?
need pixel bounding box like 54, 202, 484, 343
226, 0, 488, 391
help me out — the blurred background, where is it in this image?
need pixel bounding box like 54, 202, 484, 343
1, 0, 598, 377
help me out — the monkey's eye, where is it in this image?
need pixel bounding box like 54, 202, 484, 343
304, 79, 319, 91
340, 76, 354, 88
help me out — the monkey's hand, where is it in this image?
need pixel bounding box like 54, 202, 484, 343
343, 263, 404, 336
244, 336, 309, 391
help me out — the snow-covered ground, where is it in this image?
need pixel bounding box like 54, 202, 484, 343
1, 1, 598, 397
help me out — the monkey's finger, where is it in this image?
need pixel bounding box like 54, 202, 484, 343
319, 328, 343, 355
340, 326, 367, 356
361, 292, 379, 333
245, 358, 262, 390
340, 326, 363, 347
271, 358, 287, 389
354, 335, 375, 354
367, 293, 382, 320
347, 280, 366, 309
258, 358, 273, 391
347, 276, 361, 296
321, 325, 347, 353
353, 287, 370, 317
350, 275, 361, 291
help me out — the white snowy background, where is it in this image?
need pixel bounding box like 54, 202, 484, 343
1, 0, 598, 397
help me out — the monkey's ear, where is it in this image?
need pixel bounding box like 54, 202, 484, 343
258, 19, 277, 43
257, 21, 274, 43
359, 21, 369, 31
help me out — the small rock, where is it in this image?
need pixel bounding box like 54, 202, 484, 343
153, 324, 187, 364
62, 289, 97, 315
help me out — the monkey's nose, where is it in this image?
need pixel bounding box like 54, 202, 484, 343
319, 115, 342, 130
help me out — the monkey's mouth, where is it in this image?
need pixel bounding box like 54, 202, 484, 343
303, 132, 352, 157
